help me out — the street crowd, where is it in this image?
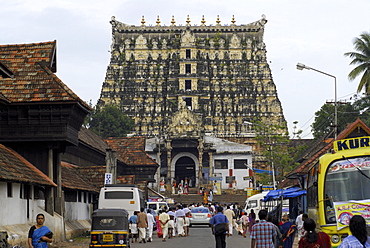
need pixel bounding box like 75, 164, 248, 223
127, 202, 246, 244
127, 203, 370, 248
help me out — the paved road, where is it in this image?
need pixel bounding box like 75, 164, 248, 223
131, 226, 251, 248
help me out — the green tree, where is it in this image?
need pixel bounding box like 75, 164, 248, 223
85, 105, 134, 138
252, 121, 293, 186
344, 31, 370, 94
311, 96, 370, 139
292, 121, 303, 139
352, 94, 370, 124
312, 103, 358, 139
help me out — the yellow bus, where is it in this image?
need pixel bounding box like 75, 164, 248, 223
307, 136, 370, 247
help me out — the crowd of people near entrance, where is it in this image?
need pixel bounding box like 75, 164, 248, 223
127, 202, 247, 244
26, 206, 370, 248
125, 200, 370, 248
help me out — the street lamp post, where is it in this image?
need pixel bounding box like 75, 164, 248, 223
296, 63, 338, 139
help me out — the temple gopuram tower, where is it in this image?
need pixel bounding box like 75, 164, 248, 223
99, 15, 287, 187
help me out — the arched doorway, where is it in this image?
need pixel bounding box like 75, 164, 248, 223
175, 156, 196, 187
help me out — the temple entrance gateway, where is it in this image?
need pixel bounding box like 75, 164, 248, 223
175, 156, 196, 187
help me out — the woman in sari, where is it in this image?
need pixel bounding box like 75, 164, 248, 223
28, 214, 53, 248
248, 209, 256, 233
280, 214, 296, 248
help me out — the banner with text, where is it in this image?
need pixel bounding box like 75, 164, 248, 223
333, 199, 370, 230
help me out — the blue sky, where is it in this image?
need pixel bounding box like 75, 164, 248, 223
2, 0, 369, 138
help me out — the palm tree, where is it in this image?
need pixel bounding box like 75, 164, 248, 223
344, 31, 370, 94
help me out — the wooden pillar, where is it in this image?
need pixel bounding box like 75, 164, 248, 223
166, 140, 172, 183
45, 148, 54, 215
198, 139, 204, 186
209, 152, 214, 178
106, 148, 117, 184
156, 145, 162, 192
54, 151, 63, 215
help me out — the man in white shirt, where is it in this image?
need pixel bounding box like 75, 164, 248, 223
146, 209, 156, 242
224, 205, 235, 235
183, 204, 191, 236
175, 205, 186, 237
158, 209, 170, 242
297, 211, 308, 240
167, 207, 176, 238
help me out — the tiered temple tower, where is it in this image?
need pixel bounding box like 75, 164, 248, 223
99, 15, 287, 184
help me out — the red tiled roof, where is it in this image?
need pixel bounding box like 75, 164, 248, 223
76, 165, 135, 189
76, 165, 107, 189
105, 137, 158, 167
285, 119, 370, 181
0, 144, 56, 186
0, 41, 90, 109
78, 127, 110, 153
61, 162, 99, 192
117, 175, 135, 185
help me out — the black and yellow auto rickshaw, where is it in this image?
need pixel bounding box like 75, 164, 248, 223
90, 208, 130, 247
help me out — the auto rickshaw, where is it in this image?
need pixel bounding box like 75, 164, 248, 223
90, 208, 130, 247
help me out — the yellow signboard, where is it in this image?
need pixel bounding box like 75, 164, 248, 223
333, 136, 370, 152
333, 200, 370, 230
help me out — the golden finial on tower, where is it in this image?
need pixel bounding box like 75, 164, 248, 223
156, 15, 161, 26
216, 15, 221, 26
231, 15, 236, 25
171, 15, 176, 26
201, 15, 206, 26
186, 15, 191, 26
141, 16, 146, 26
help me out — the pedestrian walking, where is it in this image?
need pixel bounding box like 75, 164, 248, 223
339, 215, 370, 248
137, 208, 148, 243
129, 211, 138, 243
172, 179, 177, 195
168, 207, 176, 238
297, 213, 308, 241
280, 214, 296, 248
184, 183, 189, 195
250, 210, 276, 248
184, 211, 190, 236
224, 206, 235, 236
158, 209, 170, 242
268, 216, 282, 248
175, 205, 185, 237
240, 211, 249, 237
248, 209, 256, 233
146, 209, 155, 242
28, 213, 53, 248
208, 189, 214, 202
298, 218, 331, 248
210, 206, 230, 248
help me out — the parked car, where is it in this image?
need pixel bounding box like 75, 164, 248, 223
189, 207, 212, 227
147, 201, 168, 216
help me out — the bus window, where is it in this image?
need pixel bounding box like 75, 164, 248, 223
248, 200, 258, 209
324, 156, 370, 223
105, 191, 134, 199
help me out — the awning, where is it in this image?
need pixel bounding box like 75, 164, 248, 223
263, 187, 306, 201
253, 168, 274, 175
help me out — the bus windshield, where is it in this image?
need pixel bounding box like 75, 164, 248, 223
324, 156, 370, 223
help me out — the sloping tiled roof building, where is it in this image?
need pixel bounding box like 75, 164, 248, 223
0, 144, 56, 187
105, 137, 158, 183
0, 41, 91, 215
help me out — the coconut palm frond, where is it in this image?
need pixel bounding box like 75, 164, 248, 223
345, 31, 370, 94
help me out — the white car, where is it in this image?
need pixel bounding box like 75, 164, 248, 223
189, 207, 212, 227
